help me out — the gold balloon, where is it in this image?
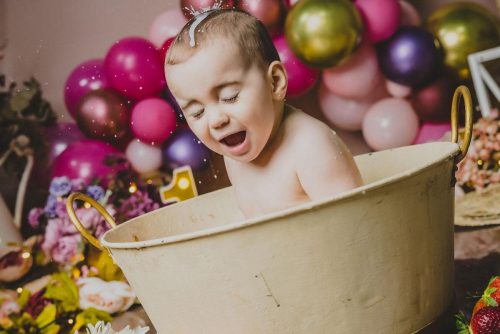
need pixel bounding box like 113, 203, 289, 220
285, 0, 363, 68
427, 3, 500, 79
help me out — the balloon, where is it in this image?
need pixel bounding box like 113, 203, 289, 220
322, 40, 381, 98
377, 26, 442, 87
355, 0, 401, 43
319, 82, 387, 131
414, 122, 451, 145
43, 123, 87, 164
427, 2, 500, 79
104, 37, 166, 100
362, 97, 419, 150
180, 0, 235, 20
273, 35, 318, 98
52, 140, 122, 185
75, 89, 132, 148
282, 0, 300, 10
125, 140, 163, 174
64, 59, 110, 119
162, 128, 211, 170
158, 37, 175, 65
284, 0, 363, 68
149, 9, 187, 47
385, 80, 411, 98
410, 72, 458, 123
130, 98, 177, 145
399, 0, 421, 26
238, 0, 284, 35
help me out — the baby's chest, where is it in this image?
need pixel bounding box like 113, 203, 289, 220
230, 166, 307, 214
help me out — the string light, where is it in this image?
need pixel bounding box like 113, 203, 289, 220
21, 252, 30, 259
128, 182, 138, 193
16, 287, 23, 294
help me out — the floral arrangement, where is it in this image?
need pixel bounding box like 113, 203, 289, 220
456, 110, 500, 192
0, 170, 164, 333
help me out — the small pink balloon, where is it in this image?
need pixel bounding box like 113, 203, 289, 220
322, 40, 381, 98
64, 59, 110, 119
414, 122, 451, 144
149, 9, 187, 47
125, 139, 163, 174
104, 37, 166, 100
238, 0, 284, 35
130, 98, 177, 145
362, 97, 419, 150
273, 35, 318, 97
385, 79, 411, 98
399, 0, 421, 26
319, 82, 387, 131
355, 0, 401, 42
52, 140, 122, 185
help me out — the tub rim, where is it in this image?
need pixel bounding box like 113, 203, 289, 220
101, 142, 460, 249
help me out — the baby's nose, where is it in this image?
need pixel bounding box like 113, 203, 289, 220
209, 109, 230, 129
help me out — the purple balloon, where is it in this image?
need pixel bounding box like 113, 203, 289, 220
44, 122, 86, 163
105, 37, 166, 100
52, 140, 123, 185
64, 59, 110, 119
162, 128, 211, 170
273, 35, 319, 97
377, 26, 442, 87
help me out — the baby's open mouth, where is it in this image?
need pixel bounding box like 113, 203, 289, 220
221, 131, 246, 147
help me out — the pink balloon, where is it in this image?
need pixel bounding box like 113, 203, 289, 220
322, 40, 381, 98
52, 140, 122, 185
385, 79, 411, 98
399, 0, 421, 26
273, 35, 318, 98
104, 37, 166, 100
130, 98, 177, 145
355, 0, 401, 42
414, 122, 451, 144
149, 9, 187, 47
362, 97, 419, 150
319, 82, 387, 131
64, 59, 110, 119
125, 140, 163, 174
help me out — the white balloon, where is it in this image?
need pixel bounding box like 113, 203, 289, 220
126, 139, 163, 174
149, 9, 187, 47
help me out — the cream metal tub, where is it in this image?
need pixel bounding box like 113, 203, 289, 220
68, 87, 473, 333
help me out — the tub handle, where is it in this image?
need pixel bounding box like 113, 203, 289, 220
66, 192, 116, 251
451, 85, 473, 162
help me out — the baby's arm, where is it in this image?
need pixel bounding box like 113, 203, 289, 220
295, 122, 363, 200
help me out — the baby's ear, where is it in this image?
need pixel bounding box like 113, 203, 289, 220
267, 61, 287, 101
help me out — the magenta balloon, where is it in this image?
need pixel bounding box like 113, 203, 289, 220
273, 35, 318, 97
64, 59, 110, 119
414, 122, 451, 144
322, 40, 381, 99
104, 37, 166, 100
130, 98, 178, 145
362, 97, 419, 150
52, 140, 122, 185
355, 0, 401, 42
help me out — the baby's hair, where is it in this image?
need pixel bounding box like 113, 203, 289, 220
166, 9, 280, 71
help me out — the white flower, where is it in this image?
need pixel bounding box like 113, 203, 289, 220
76, 321, 149, 334
77, 277, 136, 314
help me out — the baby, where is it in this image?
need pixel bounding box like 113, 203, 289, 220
165, 9, 362, 218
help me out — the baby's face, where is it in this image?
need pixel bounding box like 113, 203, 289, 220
165, 38, 281, 163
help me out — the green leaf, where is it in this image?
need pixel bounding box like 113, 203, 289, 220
72, 308, 112, 332
40, 323, 60, 334
484, 296, 499, 307
43, 272, 79, 312
455, 312, 470, 334
17, 288, 31, 309
35, 304, 57, 328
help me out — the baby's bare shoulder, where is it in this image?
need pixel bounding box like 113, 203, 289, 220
283, 106, 339, 146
